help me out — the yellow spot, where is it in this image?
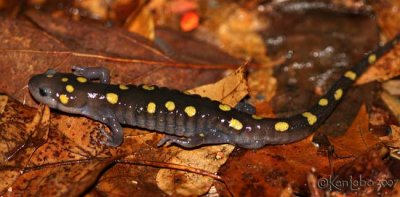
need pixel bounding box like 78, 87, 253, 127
77, 77, 87, 83
318, 98, 328, 106
184, 106, 196, 117
66, 85, 74, 93
59, 94, 69, 104
46, 74, 54, 78
229, 118, 243, 130
106, 93, 118, 104
183, 91, 191, 95
252, 115, 263, 120
274, 122, 289, 132
334, 89, 343, 100
119, 84, 129, 90
219, 104, 231, 111
302, 112, 317, 125
344, 71, 357, 80
61, 77, 68, 82
165, 101, 175, 111
199, 133, 205, 137
368, 54, 376, 64
147, 102, 156, 114
142, 85, 155, 90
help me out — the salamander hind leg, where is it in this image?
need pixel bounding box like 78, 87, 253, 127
157, 130, 233, 148
157, 135, 199, 148
72, 66, 110, 84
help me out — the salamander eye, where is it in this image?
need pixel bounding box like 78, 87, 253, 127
39, 88, 48, 97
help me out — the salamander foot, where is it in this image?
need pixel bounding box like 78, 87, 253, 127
157, 135, 202, 148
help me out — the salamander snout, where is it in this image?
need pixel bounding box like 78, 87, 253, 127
28, 73, 60, 108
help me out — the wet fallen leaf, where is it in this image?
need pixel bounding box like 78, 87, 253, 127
219, 134, 337, 196
324, 144, 393, 194
329, 104, 380, 157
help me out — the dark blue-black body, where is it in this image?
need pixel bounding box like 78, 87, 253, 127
28, 35, 399, 148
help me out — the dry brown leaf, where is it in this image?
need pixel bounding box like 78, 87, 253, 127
383, 80, 400, 96
0, 96, 49, 165
0, 95, 7, 113
125, 3, 155, 40
381, 91, 400, 122
187, 66, 248, 107
198, 3, 270, 64
373, 0, 400, 40
76, 0, 109, 20
156, 145, 233, 196
10, 160, 114, 196
0, 100, 111, 197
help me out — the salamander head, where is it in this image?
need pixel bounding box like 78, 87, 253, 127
28, 69, 84, 114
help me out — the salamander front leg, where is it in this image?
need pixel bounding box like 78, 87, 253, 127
72, 66, 110, 84
99, 117, 124, 147
81, 107, 123, 147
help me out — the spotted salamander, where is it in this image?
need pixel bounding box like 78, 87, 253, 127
28, 34, 399, 148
